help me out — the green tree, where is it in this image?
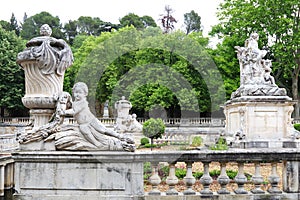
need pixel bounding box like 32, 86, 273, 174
184, 10, 202, 34
0, 26, 26, 116
0, 13, 20, 36
120, 13, 157, 29
211, 0, 300, 117
66, 26, 224, 118
140, 15, 157, 27
20, 11, 65, 40
64, 20, 78, 45
142, 118, 165, 147
0, 20, 11, 31
76, 16, 115, 35
9, 13, 20, 36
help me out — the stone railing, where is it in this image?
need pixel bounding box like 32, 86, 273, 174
4, 149, 300, 199
0, 154, 14, 198
140, 149, 300, 199
2, 117, 300, 127
0, 117, 226, 126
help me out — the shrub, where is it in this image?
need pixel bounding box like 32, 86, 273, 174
143, 162, 152, 180
140, 137, 150, 145
144, 143, 157, 148
193, 171, 203, 179
294, 124, 300, 131
191, 136, 203, 147
143, 118, 165, 147
175, 168, 187, 179
226, 169, 238, 179
209, 136, 229, 150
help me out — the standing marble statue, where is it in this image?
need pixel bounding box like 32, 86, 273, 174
232, 33, 286, 98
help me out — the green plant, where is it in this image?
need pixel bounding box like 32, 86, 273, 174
294, 124, 300, 131
143, 162, 152, 180
158, 165, 169, 181
226, 169, 238, 179
175, 168, 187, 179
191, 136, 203, 147
140, 137, 150, 145
193, 171, 203, 179
209, 136, 229, 150
144, 143, 157, 148
142, 118, 165, 149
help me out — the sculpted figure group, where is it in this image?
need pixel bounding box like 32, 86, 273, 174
232, 33, 286, 98
19, 82, 135, 152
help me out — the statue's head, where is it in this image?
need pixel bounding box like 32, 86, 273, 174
73, 82, 88, 96
250, 32, 259, 40
40, 24, 52, 36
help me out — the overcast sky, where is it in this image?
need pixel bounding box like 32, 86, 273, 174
0, 0, 222, 36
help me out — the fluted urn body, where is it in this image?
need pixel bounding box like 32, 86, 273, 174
17, 24, 73, 127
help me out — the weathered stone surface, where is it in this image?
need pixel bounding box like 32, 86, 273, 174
224, 97, 295, 142
16, 24, 73, 129
13, 151, 144, 200
232, 33, 287, 99
223, 33, 297, 148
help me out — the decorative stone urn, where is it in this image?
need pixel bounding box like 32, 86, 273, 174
16, 24, 73, 128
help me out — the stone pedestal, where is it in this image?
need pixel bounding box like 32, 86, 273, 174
12, 151, 144, 200
224, 96, 295, 147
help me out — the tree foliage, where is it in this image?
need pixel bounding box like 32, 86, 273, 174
67, 26, 225, 118
210, 0, 300, 117
142, 118, 165, 140
120, 13, 157, 29
184, 10, 202, 34
63, 17, 120, 44
20, 11, 65, 40
0, 26, 26, 116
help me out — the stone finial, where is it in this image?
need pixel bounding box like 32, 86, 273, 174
40, 24, 52, 36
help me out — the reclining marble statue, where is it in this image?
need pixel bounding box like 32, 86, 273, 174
16, 24, 135, 151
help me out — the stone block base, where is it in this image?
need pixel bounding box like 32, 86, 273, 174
12, 151, 144, 200
224, 96, 295, 141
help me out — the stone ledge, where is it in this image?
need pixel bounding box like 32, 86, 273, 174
145, 192, 298, 200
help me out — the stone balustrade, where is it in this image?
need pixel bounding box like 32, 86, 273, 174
141, 148, 300, 199
0, 117, 227, 127
3, 149, 300, 199
4, 117, 300, 126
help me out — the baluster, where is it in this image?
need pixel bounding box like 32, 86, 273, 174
268, 162, 282, 194
217, 162, 230, 194
200, 162, 213, 195
148, 162, 161, 195
183, 162, 196, 195
166, 163, 179, 195
0, 165, 4, 196
251, 162, 264, 194
234, 162, 248, 194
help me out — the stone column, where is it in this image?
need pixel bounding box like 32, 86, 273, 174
283, 161, 299, 193
0, 165, 4, 196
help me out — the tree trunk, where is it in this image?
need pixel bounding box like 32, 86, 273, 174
0, 106, 4, 117
292, 65, 300, 118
